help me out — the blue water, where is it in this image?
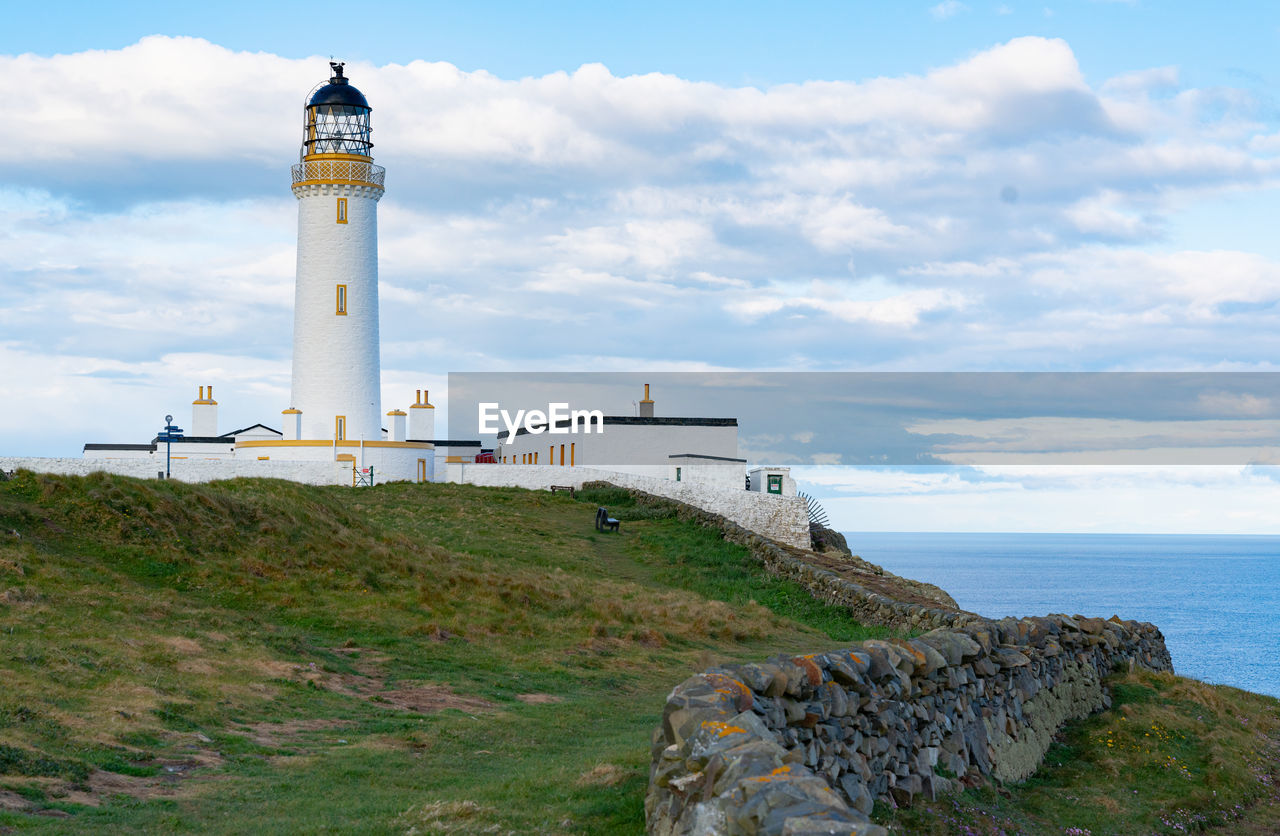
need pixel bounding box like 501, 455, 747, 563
845, 533, 1280, 699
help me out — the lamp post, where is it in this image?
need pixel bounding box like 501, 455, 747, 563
157, 415, 184, 479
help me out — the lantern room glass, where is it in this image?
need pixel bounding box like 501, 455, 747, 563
305, 104, 372, 157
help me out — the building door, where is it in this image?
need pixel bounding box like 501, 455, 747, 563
417, 458, 426, 483
768, 474, 782, 495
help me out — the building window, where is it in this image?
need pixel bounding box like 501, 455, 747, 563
336, 284, 347, 315
676, 467, 682, 482
559, 444, 565, 466
336, 198, 348, 224
534, 452, 539, 464
570, 442, 575, 466
335, 415, 346, 441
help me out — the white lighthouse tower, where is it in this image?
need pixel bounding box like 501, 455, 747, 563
234, 63, 433, 483
290, 62, 384, 443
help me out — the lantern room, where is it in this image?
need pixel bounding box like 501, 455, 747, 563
302, 62, 373, 159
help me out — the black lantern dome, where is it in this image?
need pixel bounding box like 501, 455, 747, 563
302, 62, 373, 158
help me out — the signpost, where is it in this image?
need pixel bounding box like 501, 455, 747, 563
156, 414, 184, 479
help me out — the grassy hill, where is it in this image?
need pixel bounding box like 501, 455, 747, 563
0, 471, 1276, 834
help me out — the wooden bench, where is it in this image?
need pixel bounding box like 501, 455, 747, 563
550, 485, 575, 497
595, 507, 620, 533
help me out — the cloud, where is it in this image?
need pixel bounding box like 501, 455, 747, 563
3, 36, 1280, 456
792, 465, 1280, 533
931, 1, 970, 20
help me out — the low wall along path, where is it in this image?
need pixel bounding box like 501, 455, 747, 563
638, 487, 1173, 836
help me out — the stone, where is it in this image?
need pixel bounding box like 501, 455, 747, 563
809, 524, 852, 555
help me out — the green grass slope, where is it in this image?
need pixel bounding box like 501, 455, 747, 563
0, 472, 1276, 835
0, 472, 890, 834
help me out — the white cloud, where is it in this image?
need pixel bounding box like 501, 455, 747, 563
793, 465, 1280, 533
931, 1, 970, 19
3, 36, 1280, 458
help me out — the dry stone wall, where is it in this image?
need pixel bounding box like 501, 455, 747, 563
638, 486, 1173, 836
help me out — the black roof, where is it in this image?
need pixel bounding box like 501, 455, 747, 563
308, 62, 370, 110
224, 424, 282, 437
668, 453, 747, 462
83, 443, 156, 452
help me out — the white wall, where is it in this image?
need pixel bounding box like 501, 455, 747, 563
455, 464, 810, 549
674, 463, 746, 491
291, 182, 383, 443
232, 442, 434, 484
408, 403, 435, 441
83, 447, 155, 460
191, 400, 218, 437
1, 456, 346, 486
748, 467, 797, 497
496, 423, 738, 468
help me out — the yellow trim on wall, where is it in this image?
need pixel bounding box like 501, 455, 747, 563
336, 197, 348, 224
336, 284, 348, 315
386, 409, 407, 416
258, 456, 270, 461
445, 456, 463, 463
336, 453, 356, 462
282, 408, 301, 414
409, 403, 435, 409
292, 179, 385, 190
303, 152, 374, 162
236, 439, 434, 449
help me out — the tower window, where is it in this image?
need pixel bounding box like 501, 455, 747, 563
336, 198, 348, 224
335, 416, 346, 441
336, 284, 348, 315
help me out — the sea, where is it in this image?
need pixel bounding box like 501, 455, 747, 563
844, 532, 1280, 699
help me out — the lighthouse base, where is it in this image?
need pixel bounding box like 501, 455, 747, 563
235, 440, 435, 484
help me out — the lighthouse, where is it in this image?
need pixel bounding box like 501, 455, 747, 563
220, 62, 435, 482
81, 63, 447, 482
289, 62, 384, 443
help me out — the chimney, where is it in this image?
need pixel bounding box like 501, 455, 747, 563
192, 385, 218, 436
387, 409, 407, 442
282, 408, 302, 440
409, 387, 435, 441
638, 383, 654, 418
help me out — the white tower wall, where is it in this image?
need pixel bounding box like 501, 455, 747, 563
290, 183, 383, 441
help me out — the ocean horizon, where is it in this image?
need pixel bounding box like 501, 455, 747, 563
842, 531, 1280, 699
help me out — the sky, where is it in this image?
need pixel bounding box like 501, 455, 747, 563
3, 1, 1280, 532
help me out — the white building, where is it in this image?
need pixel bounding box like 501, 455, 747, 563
79, 63, 469, 485
492, 384, 759, 492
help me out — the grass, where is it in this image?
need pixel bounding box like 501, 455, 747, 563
0, 471, 1276, 834
878, 669, 1280, 835
0, 471, 888, 834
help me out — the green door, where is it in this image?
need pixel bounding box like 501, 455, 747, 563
767, 474, 782, 495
